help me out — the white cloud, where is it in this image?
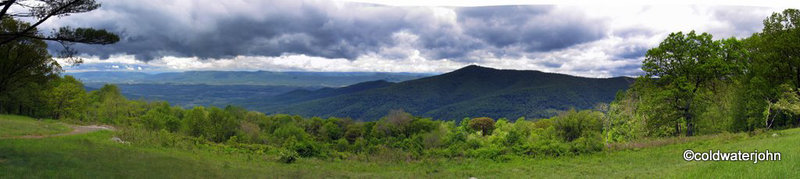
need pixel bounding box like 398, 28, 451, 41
51, 2, 793, 77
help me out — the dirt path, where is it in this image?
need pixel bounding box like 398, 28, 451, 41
7, 125, 115, 139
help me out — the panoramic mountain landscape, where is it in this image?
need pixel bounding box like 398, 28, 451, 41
1, 0, 799, 178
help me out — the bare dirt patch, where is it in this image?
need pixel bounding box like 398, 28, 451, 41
5, 125, 115, 139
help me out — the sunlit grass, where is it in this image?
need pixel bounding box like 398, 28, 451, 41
0, 115, 71, 138
0, 115, 796, 178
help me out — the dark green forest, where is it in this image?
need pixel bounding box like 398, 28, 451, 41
2, 7, 800, 163
270, 65, 634, 120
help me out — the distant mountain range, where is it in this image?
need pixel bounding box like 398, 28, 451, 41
77, 66, 634, 121
83, 83, 316, 109
249, 65, 634, 121
68, 71, 431, 87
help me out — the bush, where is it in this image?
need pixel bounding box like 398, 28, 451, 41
549, 109, 605, 154
277, 149, 299, 164
553, 109, 602, 142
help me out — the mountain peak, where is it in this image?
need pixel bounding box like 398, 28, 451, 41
453, 65, 495, 73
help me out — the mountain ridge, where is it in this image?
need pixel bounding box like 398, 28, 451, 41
263, 65, 634, 121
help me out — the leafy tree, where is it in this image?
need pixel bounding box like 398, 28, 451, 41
759, 9, 800, 91
729, 9, 800, 131
206, 107, 237, 142
140, 102, 180, 131
272, 123, 309, 145
0, 1, 117, 114
0, 18, 59, 110
182, 106, 209, 137
469, 117, 495, 136
642, 31, 736, 136
45, 75, 87, 120
765, 84, 800, 128
372, 109, 414, 138
88, 84, 128, 124
0, 0, 116, 118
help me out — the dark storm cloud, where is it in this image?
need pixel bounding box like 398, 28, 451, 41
614, 27, 658, 38
54, 1, 607, 62
609, 63, 644, 77
617, 45, 649, 59
67, 1, 408, 60
456, 5, 606, 53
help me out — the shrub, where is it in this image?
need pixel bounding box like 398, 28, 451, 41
550, 109, 605, 154
321, 121, 342, 141
277, 149, 299, 164
469, 146, 504, 160
552, 109, 602, 142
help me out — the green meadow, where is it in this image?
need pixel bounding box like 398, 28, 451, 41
1, 115, 795, 178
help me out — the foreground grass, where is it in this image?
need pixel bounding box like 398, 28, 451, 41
0, 115, 797, 178
0, 115, 71, 138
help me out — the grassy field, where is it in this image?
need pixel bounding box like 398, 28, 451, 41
0, 115, 797, 178
0, 115, 71, 138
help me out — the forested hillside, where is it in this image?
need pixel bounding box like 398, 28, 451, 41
240, 80, 396, 110
83, 83, 315, 108
270, 65, 634, 120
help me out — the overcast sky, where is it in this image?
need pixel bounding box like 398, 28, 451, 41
36, 0, 793, 77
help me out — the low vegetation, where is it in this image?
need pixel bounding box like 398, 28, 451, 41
1, 115, 796, 178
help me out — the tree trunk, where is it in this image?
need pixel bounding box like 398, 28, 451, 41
795, 67, 800, 92
684, 101, 694, 136
686, 113, 694, 136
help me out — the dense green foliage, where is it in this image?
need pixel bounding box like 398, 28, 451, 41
4, 76, 611, 159
0, 18, 61, 116
605, 9, 800, 141
641, 31, 739, 136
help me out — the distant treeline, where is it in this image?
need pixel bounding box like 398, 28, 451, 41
3, 78, 610, 161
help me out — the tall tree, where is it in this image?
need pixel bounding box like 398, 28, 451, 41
0, 18, 57, 113
1, 1, 117, 116
46, 75, 87, 119
741, 9, 800, 129
642, 31, 735, 136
